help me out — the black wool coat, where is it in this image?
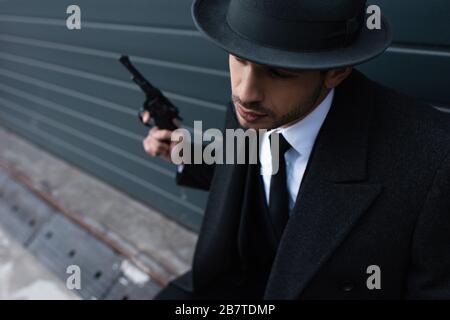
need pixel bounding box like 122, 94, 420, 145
167, 70, 450, 299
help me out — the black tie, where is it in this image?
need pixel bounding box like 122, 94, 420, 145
268, 132, 292, 241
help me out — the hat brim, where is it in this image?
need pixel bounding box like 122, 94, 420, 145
192, 0, 393, 70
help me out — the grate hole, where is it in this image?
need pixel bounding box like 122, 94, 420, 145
68, 249, 76, 258
94, 271, 102, 280
45, 231, 53, 239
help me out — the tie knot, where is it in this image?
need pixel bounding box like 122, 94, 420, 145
269, 132, 291, 157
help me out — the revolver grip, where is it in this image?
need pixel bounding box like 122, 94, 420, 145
153, 114, 178, 131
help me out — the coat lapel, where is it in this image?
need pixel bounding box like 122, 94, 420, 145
264, 71, 383, 299
192, 104, 250, 291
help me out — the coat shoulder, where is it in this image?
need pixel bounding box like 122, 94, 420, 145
354, 71, 450, 159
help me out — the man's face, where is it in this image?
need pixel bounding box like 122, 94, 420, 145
229, 54, 328, 130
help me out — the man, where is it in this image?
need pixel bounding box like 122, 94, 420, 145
143, 0, 450, 299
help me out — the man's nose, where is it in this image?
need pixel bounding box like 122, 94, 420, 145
238, 67, 264, 104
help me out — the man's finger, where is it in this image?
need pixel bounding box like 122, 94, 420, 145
153, 129, 173, 141
142, 111, 151, 124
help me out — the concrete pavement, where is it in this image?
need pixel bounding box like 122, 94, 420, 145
0, 125, 197, 299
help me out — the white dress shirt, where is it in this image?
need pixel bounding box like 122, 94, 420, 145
259, 89, 334, 213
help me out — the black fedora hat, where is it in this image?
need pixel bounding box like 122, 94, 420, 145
191, 0, 392, 70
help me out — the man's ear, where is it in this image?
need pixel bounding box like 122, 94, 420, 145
324, 67, 353, 89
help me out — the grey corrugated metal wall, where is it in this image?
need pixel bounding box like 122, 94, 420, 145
359, 1, 450, 111
0, 1, 448, 231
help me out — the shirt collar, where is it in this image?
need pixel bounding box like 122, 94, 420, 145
267, 88, 334, 157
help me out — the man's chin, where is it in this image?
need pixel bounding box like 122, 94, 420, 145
237, 117, 270, 130
232, 105, 274, 130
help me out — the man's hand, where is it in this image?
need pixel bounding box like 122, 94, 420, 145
142, 111, 181, 163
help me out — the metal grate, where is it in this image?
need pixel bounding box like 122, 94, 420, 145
28, 214, 124, 299
0, 176, 54, 245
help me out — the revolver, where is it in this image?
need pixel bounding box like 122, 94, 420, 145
119, 55, 182, 131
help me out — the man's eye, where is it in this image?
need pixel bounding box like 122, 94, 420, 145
234, 56, 245, 63
268, 69, 293, 79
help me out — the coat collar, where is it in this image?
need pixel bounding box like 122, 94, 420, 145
264, 70, 383, 299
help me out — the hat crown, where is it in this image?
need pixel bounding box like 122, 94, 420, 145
226, 0, 368, 51
235, 0, 366, 21
192, 0, 392, 69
